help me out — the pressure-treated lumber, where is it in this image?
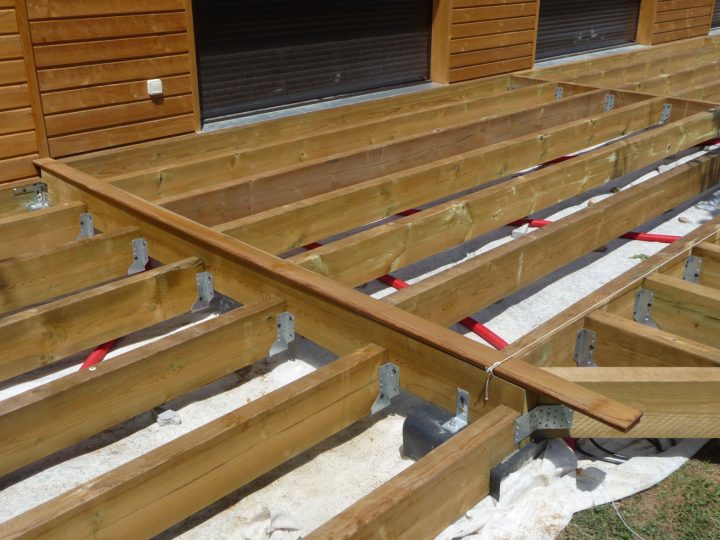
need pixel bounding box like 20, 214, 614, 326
585, 310, 720, 368
0, 227, 139, 314
0, 256, 202, 382
0, 295, 284, 477
504, 218, 720, 368
308, 405, 518, 539
544, 367, 720, 438
0, 201, 86, 260
643, 272, 720, 347
159, 87, 625, 226
291, 111, 720, 286
113, 81, 593, 203
387, 153, 720, 326
40, 158, 641, 433
220, 97, 670, 254
691, 241, 720, 288
1, 344, 387, 540
64, 75, 539, 178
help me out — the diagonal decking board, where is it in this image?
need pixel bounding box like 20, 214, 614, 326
1, 35, 720, 538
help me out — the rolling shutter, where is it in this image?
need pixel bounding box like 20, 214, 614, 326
536, 0, 641, 60
193, 0, 431, 122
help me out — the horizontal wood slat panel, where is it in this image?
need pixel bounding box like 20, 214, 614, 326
26, 0, 195, 157
26, 0, 185, 19
0, 153, 38, 182
48, 114, 195, 156
0, 8, 18, 34
651, 0, 713, 44
41, 75, 192, 114
30, 12, 187, 43
0, 33, 21, 59
448, 0, 537, 83
34, 33, 189, 68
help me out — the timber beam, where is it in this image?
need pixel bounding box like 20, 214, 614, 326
38, 158, 641, 433
0, 295, 285, 477
0, 344, 389, 540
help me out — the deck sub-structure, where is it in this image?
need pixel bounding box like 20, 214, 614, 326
3, 35, 720, 538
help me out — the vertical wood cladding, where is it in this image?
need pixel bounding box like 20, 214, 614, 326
26, 0, 195, 157
448, 0, 538, 83
0, 0, 40, 182
641, 0, 715, 44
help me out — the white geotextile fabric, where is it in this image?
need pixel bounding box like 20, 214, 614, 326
437, 438, 708, 540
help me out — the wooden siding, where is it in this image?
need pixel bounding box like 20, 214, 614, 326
448, 0, 538, 83
0, 0, 40, 182
26, 0, 196, 157
638, 0, 714, 45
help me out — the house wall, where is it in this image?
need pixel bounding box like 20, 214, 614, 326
637, 0, 715, 45
25, 0, 196, 157
0, 0, 41, 182
0, 0, 718, 178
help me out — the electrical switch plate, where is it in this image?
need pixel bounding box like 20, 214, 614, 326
147, 79, 163, 97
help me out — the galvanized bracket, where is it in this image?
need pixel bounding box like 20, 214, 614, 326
682, 255, 702, 284
128, 238, 149, 275
442, 388, 469, 434
77, 212, 95, 239
554, 86, 564, 101
659, 103, 673, 125
371, 363, 400, 415
269, 312, 295, 356
191, 271, 215, 313
573, 328, 597, 367
515, 405, 573, 444
633, 288, 659, 329
603, 93, 615, 113
25, 182, 50, 211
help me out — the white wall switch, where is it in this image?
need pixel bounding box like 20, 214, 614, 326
147, 79, 163, 97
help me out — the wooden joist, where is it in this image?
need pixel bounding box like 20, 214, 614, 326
545, 367, 720, 438
111, 81, 593, 203
0, 201, 86, 260
0, 295, 284, 477
386, 153, 720, 326
41, 158, 641, 433
290, 111, 720, 286
308, 405, 518, 539
0, 227, 139, 314
0, 256, 202, 381
643, 272, 720, 347
158, 87, 628, 226
692, 241, 720, 288
585, 310, 720, 368
0, 344, 387, 540
220, 97, 670, 254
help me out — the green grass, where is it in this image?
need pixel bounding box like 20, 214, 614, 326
559, 440, 720, 540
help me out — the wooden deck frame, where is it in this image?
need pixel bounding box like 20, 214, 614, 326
2, 36, 720, 539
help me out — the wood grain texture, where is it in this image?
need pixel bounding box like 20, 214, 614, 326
308, 405, 518, 539
0, 256, 203, 381
1, 344, 386, 540
0, 295, 284, 477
